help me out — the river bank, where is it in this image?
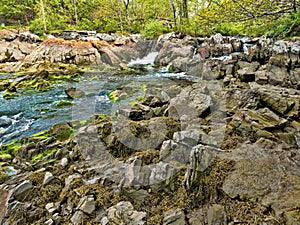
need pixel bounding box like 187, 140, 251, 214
0, 30, 299, 224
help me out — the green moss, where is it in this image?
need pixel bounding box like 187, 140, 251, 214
0, 171, 9, 183
108, 90, 118, 102
31, 148, 58, 163
32, 130, 49, 138
55, 100, 73, 107
1, 141, 22, 156
0, 153, 12, 161
2, 91, 19, 99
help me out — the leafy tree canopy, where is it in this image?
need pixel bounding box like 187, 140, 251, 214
0, 0, 299, 38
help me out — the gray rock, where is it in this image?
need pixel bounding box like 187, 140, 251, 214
60, 158, 69, 168
207, 204, 226, 225
71, 211, 85, 225
65, 87, 85, 99
273, 40, 288, 54
77, 195, 95, 215
184, 145, 216, 191
45, 202, 60, 214
12, 180, 33, 197
104, 201, 146, 225
213, 33, 223, 44
44, 219, 54, 225
43, 172, 54, 186
65, 174, 82, 187
97, 33, 116, 42
163, 208, 187, 225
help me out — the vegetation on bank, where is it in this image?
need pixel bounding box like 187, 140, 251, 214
0, 0, 299, 38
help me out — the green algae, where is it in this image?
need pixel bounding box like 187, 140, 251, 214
55, 100, 73, 107
31, 148, 58, 163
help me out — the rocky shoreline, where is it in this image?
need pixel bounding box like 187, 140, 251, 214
0, 31, 299, 224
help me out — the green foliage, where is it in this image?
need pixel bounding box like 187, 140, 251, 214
1, 0, 299, 38
266, 12, 300, 38
142, 20, 171, 39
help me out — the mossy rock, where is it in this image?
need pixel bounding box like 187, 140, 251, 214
2, 91, 19, 99
55, 100, 73, 107
0, 171, 9, 183
49, 122, 73, 141
0, 153, 12, 162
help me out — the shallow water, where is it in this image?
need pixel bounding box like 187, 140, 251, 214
0, 68, 195, 144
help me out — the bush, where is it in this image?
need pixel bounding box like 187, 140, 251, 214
142, 20, 171, 39
266, 12, 300, 38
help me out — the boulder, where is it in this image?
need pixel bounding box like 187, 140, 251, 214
207, 204, 226, 225
77, 195, 95, 215
163, 209, 187, 225
12, 180, 33, 197
102, 201, 146, 225
65, 87, 85, 99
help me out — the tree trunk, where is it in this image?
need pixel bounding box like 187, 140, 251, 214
171, 0, 177, 27
182, 0, 188, 18
40, 0, 47, 33
73, 0, 78, 27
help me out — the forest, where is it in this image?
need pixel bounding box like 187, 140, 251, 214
0, 0, 300, 38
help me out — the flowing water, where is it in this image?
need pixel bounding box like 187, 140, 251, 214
0, 61, 193, 145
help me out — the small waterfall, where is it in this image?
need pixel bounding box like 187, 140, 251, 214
192, 47, 198, 59
127, 51, 159, 66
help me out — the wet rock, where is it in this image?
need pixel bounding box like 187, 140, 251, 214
49, 122, 73, 141
77, 195, 95, 215
207, 204, 226, 225
12, 180, 33, 197
102, 201, 146, 225
213, 33, 223, 44
65, 87, 85, 99
163, 209, 187, 225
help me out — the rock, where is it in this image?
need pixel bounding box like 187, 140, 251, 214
49, 122, 72, 141
18, 32, 42, 43
230, 38, 243, 52
188, 218, 203, 225
97, 33, 116, 42
255, 70, 269, 84
45, 202, 60, 214
43, 172, 55, 185
65, 87, 85, 99
12, 180, 33, 197
225, 89, 260, 115
0, 171, 9, 183
184, 145, 216, 191
71, 211, 85, 225
60, 158, 69, 168
198, 42, 210, 59
284, 210, 300, 225
103, 201, 146, 225
163, 209, 187, 225
213, 33, 223, 44
44, 219, 54, 225
207, 204, 226, 225
65, 174, 82, 187
77, 195, 95, 215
